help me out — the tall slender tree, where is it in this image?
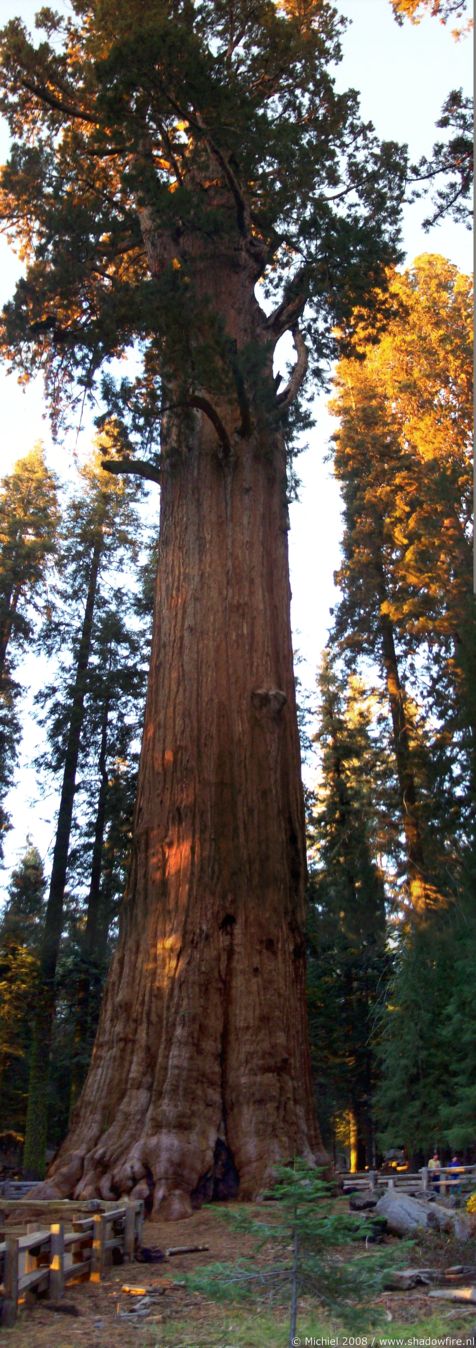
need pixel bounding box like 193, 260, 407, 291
0, 0, 407, 1211
329, 254, 474, 909
67, 607, 150, 1108
329, 254, 474, 1160
23, 451, 142, 1175
0, 445, 58, 857
307, 656, 388, 1169
0, 843, 46, 1137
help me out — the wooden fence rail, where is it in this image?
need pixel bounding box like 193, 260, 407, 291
0, 1181, 45, 1200
0, 1200, 144, 1327
338, 1165, 476, 1195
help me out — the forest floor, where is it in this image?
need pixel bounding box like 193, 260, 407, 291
4, 1202, 476, 1348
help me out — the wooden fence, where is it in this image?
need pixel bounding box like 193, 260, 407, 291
0, 1200, 144, 1327
338, 1165, 476, 1195
0, 1181, 44, 1200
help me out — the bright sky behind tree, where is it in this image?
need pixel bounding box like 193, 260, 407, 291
0, 0, 472, 880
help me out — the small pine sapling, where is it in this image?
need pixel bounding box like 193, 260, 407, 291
182, 1160, 411, 1343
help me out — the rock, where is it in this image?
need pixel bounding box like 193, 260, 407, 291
349, 1190, 379, 1210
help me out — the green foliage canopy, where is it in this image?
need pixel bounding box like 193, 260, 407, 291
0, 0, 407, 444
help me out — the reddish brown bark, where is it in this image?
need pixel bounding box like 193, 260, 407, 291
42, 235, 325, 1217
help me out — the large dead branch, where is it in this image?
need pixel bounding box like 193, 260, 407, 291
266, 270, 308, 339
276, 326, 308, 409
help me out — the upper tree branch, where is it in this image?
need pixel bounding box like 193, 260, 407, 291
276, 327, 308, 410
101, 457, 161, 485
194, 110, 250, 237
19, 76, 97, 124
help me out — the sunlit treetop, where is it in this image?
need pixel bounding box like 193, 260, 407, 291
0, 0, 407, 444
391, 0, 471, 29
330, 254, 473, 649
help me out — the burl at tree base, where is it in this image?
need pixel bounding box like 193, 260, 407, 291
0, 0, 406, 1214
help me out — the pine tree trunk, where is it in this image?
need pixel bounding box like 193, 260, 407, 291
23, 531, 104, 1176
379, 606, 428, 908
0, 582, 21, 680
70, 692, 112, 1110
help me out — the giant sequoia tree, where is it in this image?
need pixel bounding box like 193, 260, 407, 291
0, 0, 406, 1215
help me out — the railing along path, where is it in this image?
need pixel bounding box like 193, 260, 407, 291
0, 1197, 144, 1327
338, 1164, 476, 1195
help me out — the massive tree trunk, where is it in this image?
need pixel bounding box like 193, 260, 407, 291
43, 244, 325, 1217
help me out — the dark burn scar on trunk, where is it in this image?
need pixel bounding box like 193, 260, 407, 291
191, 1138, 240, 1206
251, 688, 287, 717
219, 912, 236, 932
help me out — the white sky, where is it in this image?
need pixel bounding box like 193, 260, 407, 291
0, 0, 473, 881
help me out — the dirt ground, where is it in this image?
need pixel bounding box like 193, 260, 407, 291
3, 1203, 476, 1348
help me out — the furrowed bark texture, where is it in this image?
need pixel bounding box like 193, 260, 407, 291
44, 244, 324, 1217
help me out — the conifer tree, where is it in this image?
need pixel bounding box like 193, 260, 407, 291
0, 445, 58, 857
67, 606, 150, 1108
307, 656, 388, 1169
0, 0, 407, 1209
391, 0, 470, 25
0, 843, 46, 1137
330, 254, 474, 910
329, 255, 474, 1159
23, 450, 143, 1176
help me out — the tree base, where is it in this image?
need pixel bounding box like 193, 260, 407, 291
31, 1134, 329, 1218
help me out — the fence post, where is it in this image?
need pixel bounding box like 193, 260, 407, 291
135, 1199, 144, 1250
91, 1213, 107, 1282
124, 1204, 136, 1262
388, 1176, 395, 1191
421, 1166, 429, 1195
49, 1222, 65, 1300
2, 1236, 20, 1326
368, 1170, 376, 1193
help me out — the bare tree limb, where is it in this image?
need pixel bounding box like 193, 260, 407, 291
276, 326, 308, 410
101, 457, 161, 485
266, 283, 307, 340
